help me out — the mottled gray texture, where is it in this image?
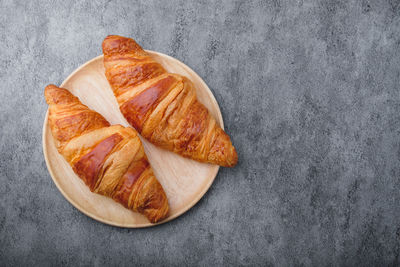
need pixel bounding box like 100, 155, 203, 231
1, 0, 400, 265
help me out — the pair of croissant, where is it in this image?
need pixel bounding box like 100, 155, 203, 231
45, 35, 238, 223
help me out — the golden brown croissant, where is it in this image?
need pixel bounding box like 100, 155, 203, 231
44, 84, 169, 223
102, 35, 238, 167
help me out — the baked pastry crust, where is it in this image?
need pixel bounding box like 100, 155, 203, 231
45, 84, 169, 223
102, 35, 238, 167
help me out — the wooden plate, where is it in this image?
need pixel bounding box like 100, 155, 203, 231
42, 51, 223, 228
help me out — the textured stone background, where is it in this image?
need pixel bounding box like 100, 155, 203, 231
1, 0, 400, 265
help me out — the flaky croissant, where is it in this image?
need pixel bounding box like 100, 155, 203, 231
45, 84, 169, 223
102, 35, 238, 167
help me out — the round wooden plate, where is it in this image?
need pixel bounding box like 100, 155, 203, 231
42, 51, 223, 228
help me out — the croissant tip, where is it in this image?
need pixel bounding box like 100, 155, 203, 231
223, 151, 238, 167
45, 84, 58, 90
102, 35, 145, 57
230, 156, 239, 167
44, 84, 58, 101
103, 34, 129, 42
44, 85, 77, 106
221, 154, 238, 167
146, 206, 169, 224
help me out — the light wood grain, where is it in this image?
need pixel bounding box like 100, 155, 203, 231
42, 51, 223, 228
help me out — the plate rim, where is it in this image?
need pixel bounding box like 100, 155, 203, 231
42, 51, 223, 228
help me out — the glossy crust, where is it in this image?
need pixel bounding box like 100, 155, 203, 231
102, 35, 238, 167
45, 85, 169, 223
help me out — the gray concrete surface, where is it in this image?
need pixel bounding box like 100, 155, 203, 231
1, 0, 400, 265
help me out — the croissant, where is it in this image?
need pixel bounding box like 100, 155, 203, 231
44, 84, 169, 223
102, 35, 238, 167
